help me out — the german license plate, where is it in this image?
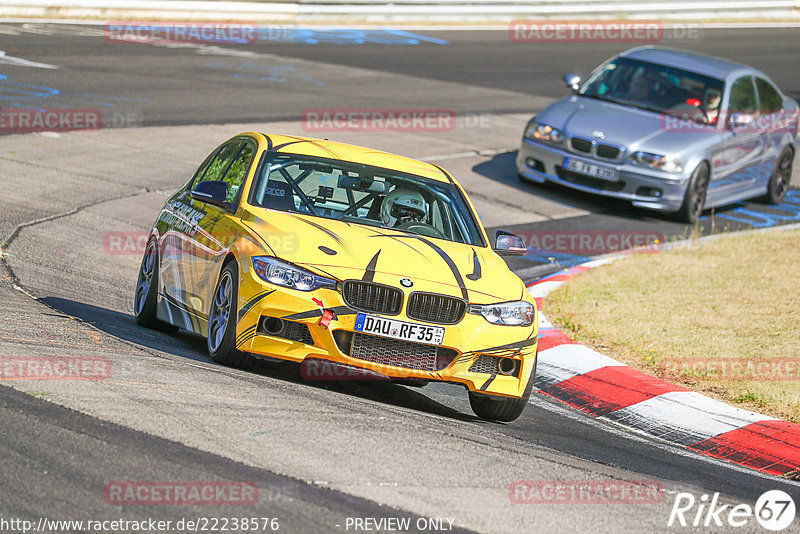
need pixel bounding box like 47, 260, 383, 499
564, 157, 619, 182
354, 313, 445, 346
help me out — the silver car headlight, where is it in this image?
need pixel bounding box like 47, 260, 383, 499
252, 257, 336, 291
469, 301, 535, 326
525, 122, 565, 144
630, 151, 683, 173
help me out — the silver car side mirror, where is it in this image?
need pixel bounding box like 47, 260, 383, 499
564, 73, 581, 92
494, 231, 527, 256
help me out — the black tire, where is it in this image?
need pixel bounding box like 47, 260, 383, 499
762, 147, 793, 204
468, 352, 537, 422
207, 261, 254, 369
133, 239, 178, 334
676, 162, 710, 224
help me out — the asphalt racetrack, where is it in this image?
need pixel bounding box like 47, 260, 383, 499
1, 23, 800, 533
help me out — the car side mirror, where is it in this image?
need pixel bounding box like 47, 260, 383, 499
564, 73, 581, 92
494, 231, 527, 256
191, 180, 229, 208
728, 112, 754, 131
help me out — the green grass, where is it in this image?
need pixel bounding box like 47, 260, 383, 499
547, 229, 800, 422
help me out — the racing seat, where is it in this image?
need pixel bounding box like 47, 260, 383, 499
259, 180, 294, 212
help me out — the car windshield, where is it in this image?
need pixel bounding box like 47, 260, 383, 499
579, 57, 726, 125
250, 153, 486, 247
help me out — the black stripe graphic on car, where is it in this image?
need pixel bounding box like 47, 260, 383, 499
297, 218, 355, 258
466, 249, 481, 281
281, 305, 357, 321
367, 230, 431, 260
479, 374, 496, 391
365, 234, 468, 300
361, 250, 381, 282
237, 290, 275, 324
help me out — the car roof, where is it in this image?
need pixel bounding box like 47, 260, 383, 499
247, 133, 454, 184
619, 46, 758, 81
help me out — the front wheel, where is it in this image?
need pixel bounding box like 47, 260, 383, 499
207, 261, 253, 369
469, 354, 536, 422
676, 162, 710, 224
762, 147, 793, 204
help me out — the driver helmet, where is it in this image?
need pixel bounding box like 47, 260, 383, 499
380, 187, 427, 227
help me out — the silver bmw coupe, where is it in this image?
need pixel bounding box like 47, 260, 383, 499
517, 46, 798, 223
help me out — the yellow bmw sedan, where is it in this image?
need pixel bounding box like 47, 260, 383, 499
134, 133, 538, 421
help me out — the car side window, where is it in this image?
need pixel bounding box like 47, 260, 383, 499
195, 141, 254, 204
728, 76, 758, 114
755, 78, 783, 114
220, 143, 254, 203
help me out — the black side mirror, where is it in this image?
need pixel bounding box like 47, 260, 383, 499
191, 180, 229, 208
493, 231, 527, 256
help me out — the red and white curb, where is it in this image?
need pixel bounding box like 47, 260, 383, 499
528, 259, 800, 479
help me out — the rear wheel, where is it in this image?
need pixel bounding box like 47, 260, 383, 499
133, 239, 178, 334
763, 147, 793, 204
207, 261, 253, 369
469, 353, 537, 422
676, 162, 710, 224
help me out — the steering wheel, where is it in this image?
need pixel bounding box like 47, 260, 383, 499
395, 221, 446, 240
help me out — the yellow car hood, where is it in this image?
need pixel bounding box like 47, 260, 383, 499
241, 208, 525, 303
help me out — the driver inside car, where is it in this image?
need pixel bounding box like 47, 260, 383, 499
380, 187, 427, 228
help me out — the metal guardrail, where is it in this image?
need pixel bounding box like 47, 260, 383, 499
0, 0, 798, 21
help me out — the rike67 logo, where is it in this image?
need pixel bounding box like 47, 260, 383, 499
668, 490, 795, 531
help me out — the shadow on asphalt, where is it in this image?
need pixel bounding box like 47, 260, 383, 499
472, 150, 648, 217
39, 296, 479, 423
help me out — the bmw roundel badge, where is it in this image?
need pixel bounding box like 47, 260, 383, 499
400, 278, 413, 288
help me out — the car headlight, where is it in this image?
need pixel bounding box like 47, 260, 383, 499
469, 301, 535, 326
252, 257, 336, 291
629, 151, 683, 173
525, 121, 564, 144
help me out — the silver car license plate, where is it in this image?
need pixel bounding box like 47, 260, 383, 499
564, 157, 619, 182
354, 313, 445, 346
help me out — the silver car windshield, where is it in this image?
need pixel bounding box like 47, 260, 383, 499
250, 153, 486, 247
579, 57, 726, 125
